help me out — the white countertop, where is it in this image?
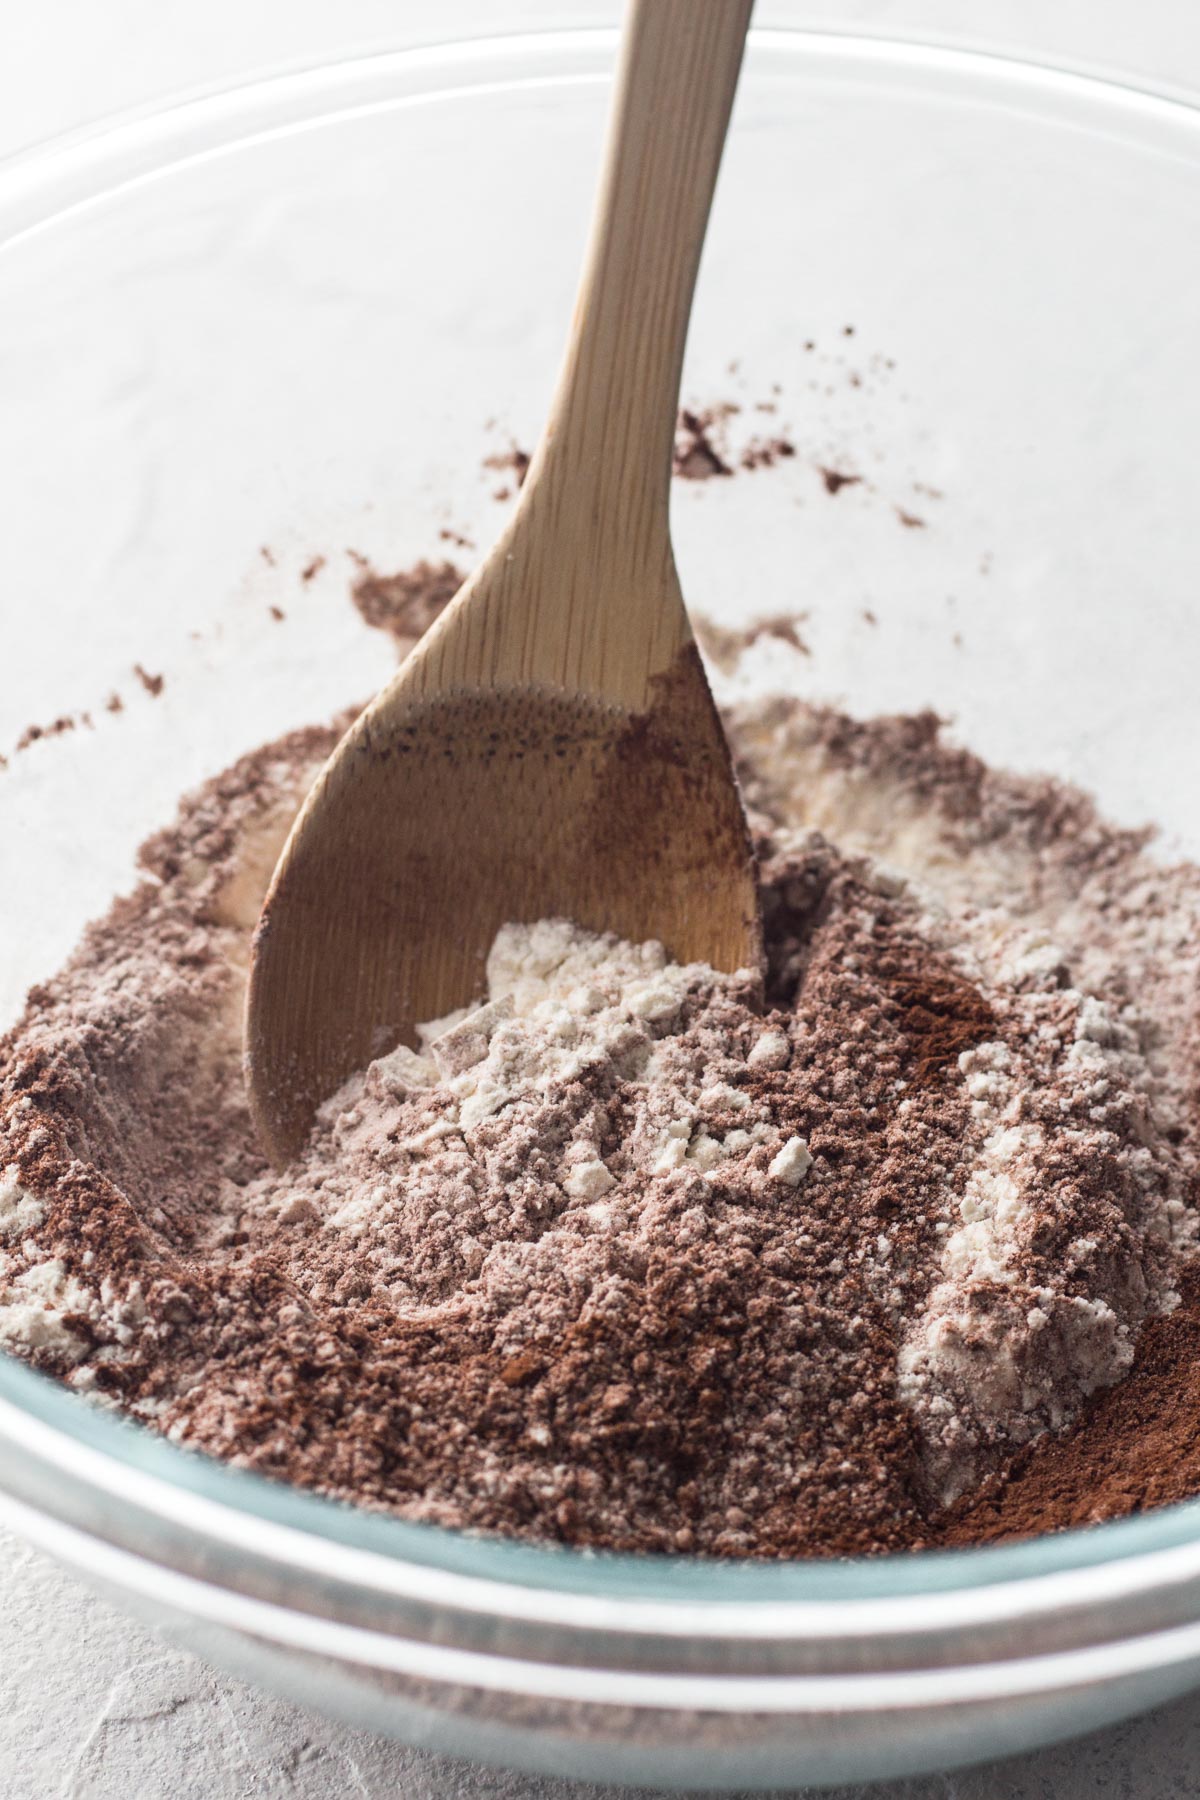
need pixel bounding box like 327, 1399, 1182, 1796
4, 3, 1200, 1795
7, 1516, 1200, 1796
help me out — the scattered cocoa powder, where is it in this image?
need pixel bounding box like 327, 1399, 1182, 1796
693, 614, 810, 675
133, 663, 164, 697
479, 403, 799, 491
483, 444, 531, 500
738, 435, 796, 473
671, 402, 794, 482
673, 408, 735, 480
348, 557, 465, 649
15, 716, 76, 753
818, 467, 862, 496
300, 555, 326, 583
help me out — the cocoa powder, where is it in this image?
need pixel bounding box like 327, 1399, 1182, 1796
2, 658, 1198, 1556
818, 467, 862, 496
673, 408, 734, 480
473, 395, 799, 499
483, 444, 531, 501
348, 557, 465, 648
942, 1261, 1200, 1544
692, 614, 810, 675
0, 812, 990, 1556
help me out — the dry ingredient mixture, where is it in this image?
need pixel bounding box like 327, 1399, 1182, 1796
2, 581, 1200, 1558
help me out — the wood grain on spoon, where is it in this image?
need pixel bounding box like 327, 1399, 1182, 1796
246, 0, 761, 1162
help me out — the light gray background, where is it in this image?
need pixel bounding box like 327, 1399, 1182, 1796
4, 3, 1200, 1796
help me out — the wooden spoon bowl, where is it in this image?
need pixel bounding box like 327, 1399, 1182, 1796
247, 0, 761, 1162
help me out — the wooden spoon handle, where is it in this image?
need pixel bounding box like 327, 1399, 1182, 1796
401, 0, 754, 705
525, 0, 754, 571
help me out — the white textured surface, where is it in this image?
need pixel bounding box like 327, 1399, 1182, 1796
8, 1520, 1200, 1798
5, 2, 1200, 1795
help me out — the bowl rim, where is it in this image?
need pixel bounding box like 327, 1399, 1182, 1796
3, 21, 1200, 1633
4, 21, 1200, 248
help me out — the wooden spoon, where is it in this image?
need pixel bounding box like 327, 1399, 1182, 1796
246, 0, 761, 1162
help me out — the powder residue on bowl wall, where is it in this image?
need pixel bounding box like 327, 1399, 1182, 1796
484, 444, 532, 501
347, 555, 465, 651
693, 614, 811, 675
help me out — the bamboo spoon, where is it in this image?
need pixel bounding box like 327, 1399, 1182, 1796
246, 0, 761, 1162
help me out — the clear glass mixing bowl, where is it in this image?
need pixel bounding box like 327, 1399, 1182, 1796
2, 23, 1200, 1791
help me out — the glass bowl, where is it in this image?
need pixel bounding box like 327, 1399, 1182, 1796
2, 22, 1200, 1791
